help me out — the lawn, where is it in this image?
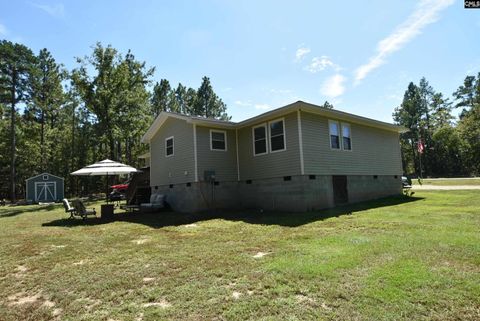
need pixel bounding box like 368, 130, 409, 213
0, 191, 479, 321
412, 178, 480, 186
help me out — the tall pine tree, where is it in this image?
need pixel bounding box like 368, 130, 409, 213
0, 40, 36, 201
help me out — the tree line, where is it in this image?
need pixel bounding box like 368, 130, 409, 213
1, 39, 478, 201
393, 76, 480, 178
0, 40, 229, 201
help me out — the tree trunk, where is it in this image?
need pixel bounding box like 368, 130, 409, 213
117, 140, 121, 161
109, 134, 115, 160
10, 67, 17, 202
40, 110, 45, 171
70, 103, 75, 196
410, 139, 417, 176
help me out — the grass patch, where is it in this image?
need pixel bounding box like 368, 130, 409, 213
412, 178, 480, 186
0, 191, 478, 320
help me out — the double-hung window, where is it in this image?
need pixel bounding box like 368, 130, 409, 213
253, 124, 267, 155
342, 123, 352, 150
165, 136, 174, 157
210, 130, 227, 151
269, 119, 285, 152
329, 121, 340, 149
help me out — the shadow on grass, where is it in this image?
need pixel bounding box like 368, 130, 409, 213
42, 195, 423, 229
0, 204, 59, 218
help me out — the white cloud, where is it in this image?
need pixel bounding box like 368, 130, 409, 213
354, 0, 454, 84
0, 23, 7, 36
269, 89, 293, 94
305, 56, 341, 73
294, 47, 311, 62
234, 100, 252, 107
29, 2, 65, 18
254, 104, 272, 110
321, 74, 346, 98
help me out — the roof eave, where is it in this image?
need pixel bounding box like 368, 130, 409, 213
299, 102, 406, 133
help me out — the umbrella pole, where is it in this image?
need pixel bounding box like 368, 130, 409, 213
106, 172, 109, 204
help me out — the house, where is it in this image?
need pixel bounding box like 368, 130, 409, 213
141, 101, 406, 212
26, 172, 64, 203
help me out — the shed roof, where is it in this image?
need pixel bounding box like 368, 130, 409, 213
141, 100, 407, 143
26, 172, 65, 182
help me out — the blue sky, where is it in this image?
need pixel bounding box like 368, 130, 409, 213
0, 0, 478, 122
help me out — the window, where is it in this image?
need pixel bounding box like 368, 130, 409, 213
210, 130, 227, 151
269, 119, 285, 152
329, 121, 340, 149
165, 137, 174, 157
342, 123, 352, 150
253, 124, 267, 155
42, 175, 48, 180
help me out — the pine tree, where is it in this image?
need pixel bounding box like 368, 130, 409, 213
151, 79, 171, 116
322, 101, 334, 109
393, 82, 422, 176
0, 40, 36, 201
29, 48, 65, 171
193, 76, 230, 120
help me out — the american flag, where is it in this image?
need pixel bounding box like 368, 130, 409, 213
417, 139, 425, 154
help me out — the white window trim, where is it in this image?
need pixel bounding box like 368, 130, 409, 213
297, 110, 304, 175
341, 122, 353, 151
268, 118, 286, 153
328, 120, 341, 151
252, 123, 268, 156
165, 136, 174, 157
210, 129, 227, 151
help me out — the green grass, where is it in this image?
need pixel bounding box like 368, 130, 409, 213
412, 178, 480, 186
0, 191, 479, 320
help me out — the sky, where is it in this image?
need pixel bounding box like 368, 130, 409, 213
0, 0, 479, 123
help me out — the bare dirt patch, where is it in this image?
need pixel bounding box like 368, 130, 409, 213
142, 299, 171, 308
132, 238, 150, 245
295, 294, 316, 304
253, 251, 271, 258
184, 223, 198, 228
73, 260, 86, 266
142, 277, 155, 283
43, 300, 55, 308
13, 265, 28, 278
8, 292, 42, 305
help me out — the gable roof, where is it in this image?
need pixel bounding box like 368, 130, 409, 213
141, 100, 407, 143
26, 172, 64, 182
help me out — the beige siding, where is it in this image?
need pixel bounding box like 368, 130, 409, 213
196, 126, 238, 182
302, 112, 402, 175
238, 112, 301, 180
150, 117, 195, 186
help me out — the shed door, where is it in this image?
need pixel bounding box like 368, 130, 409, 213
35, 182, 56, 202
332, 175, 348, 205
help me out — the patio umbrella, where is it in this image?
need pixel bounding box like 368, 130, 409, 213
71, 159, 140, 202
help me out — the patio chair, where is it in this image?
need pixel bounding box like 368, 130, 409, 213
62, 198, 77, 218
140, 193, 165, 212
72, 199, 97, 219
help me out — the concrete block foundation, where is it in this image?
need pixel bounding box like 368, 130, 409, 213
153, 175, 402, 213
